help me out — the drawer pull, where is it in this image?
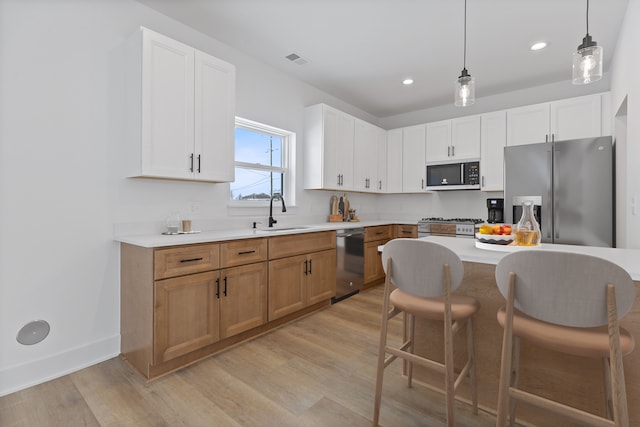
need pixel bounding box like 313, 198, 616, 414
402, 231, 412, 234
375, 231, 384, 235
216, 278, 220, 299
304, 259, 308, 275
180, 257, 203, 263
238, 250, 256, 255
223, 276, 227, 296
309, 259, 312, 274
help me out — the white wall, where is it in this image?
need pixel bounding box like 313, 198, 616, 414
609, 0, 640, 249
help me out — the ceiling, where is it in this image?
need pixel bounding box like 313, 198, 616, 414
137, 0, 629, 118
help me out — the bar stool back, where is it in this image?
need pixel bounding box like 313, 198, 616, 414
495, 250, 635, 427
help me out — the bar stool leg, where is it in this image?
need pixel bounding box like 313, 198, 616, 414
407, 313, 415, 388
508, 336, 520, 427
373, 262, 393, 427
466, 317, 478, 414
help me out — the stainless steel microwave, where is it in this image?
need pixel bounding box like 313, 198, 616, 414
426, 161, 480, 190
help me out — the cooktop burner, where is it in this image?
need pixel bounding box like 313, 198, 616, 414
420, 217, 484, 224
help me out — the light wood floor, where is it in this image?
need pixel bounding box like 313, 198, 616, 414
0, 285, 498, 427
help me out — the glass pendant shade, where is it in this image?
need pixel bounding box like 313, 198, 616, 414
572, 36, 603, 84
455, 69, 475, 107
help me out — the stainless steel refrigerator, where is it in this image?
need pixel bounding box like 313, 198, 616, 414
504, 136, 613, 247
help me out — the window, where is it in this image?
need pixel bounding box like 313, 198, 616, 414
231, 117, 294, 204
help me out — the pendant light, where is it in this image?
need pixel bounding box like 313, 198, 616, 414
572, 0, 603, 85
455, 0, 475, 107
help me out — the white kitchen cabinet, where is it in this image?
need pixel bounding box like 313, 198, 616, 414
353, 119, 380, 192
480, 110, 507, 191
425, 120, 451, 163
426, 116, 480, 163
386, 128, 403, 193
304, 104, 354, 191
402, 124, 427, 192
507, 93, 602, 146
375, 127, 387, 192
126, 27, 235, 182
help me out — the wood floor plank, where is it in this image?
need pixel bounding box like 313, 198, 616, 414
0, 286, 500, 426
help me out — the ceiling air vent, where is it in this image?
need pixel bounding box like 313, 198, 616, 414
285, 52, 308, 65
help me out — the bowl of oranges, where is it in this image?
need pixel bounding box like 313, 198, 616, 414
476, 224, 514, 245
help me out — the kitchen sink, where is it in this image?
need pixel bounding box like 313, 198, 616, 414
255, 226, 312, 233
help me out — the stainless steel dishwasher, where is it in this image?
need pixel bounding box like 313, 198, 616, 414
332, 227, 365, 303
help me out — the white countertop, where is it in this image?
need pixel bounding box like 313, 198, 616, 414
411, 236, 640, 281
115, 220, 413, 248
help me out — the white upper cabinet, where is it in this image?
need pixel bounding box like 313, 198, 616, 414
386, 129, 403, 193
126, 27, 235, 182
304, 104, 355, 191
425, 120, 451, 163
451, 115, 481, 160
194, 51, 236, 182
402, 124, 427, 192
550, 94, 602, 141
353, 119, 380, 192
375, 127, 388, 192
480, 111, 507, 192
426, 116, 480, 163
507, 93, 602, 146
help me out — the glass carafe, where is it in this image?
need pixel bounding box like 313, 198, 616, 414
515, 201, 541, 246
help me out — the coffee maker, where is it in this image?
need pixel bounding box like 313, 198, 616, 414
487, 198, 504, 223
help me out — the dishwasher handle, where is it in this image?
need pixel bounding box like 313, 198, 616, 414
336, 229, 364, 238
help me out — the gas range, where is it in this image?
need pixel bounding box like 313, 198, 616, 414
417, 217, 484, 237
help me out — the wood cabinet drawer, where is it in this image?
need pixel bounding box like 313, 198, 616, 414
220, 238, 268, 268
268, 231, 336, 260
395, 224, 418, 238
154, 244, 220, 280
364, 225, 392, 242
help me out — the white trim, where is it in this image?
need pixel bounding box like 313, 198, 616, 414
232, 117, 296, 206
0, 334, 120, 397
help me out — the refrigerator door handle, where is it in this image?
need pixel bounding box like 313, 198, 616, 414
552, 147, 559, 240
547, 149, 553, 239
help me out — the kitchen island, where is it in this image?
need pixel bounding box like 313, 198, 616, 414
406, 236, 640, 426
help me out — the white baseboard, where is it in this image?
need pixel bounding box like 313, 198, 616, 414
0, 334, 120, 397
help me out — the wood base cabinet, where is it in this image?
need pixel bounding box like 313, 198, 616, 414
154, 270, 220, 364
121, 238, 269, 379
363, 225, 392, 286
219, 262, 267, 339
268, 231, 337, 321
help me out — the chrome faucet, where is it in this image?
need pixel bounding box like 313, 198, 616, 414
268, 193, 286, 227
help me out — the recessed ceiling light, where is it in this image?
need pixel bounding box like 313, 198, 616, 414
402, 78, 414, 85
530, 41, 548, 51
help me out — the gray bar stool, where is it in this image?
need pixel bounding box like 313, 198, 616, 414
373, 239, 480, 426
495, 250, 635, 427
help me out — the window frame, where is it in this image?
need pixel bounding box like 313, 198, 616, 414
229, 117, 296, 208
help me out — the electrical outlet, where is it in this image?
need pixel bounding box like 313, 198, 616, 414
189, 202, 201, 214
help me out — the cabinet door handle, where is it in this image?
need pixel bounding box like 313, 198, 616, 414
337, 174, 341, 186
551, 133, 555, 142
447, 146, 451, 157
189, 153, 194, 172
304, 259, 308, 275
197, 154, 201, 173
309, 259, 312, 274
421, 179, 424, 189
340, 174, 344, 186
180, 257, 203, 263
378, 180, 382, 190
545, 134, 549, 143
216, 277, 220, 299
238, 250, 256, 255
451, 146, 455, 157
223, 276, 227, 296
